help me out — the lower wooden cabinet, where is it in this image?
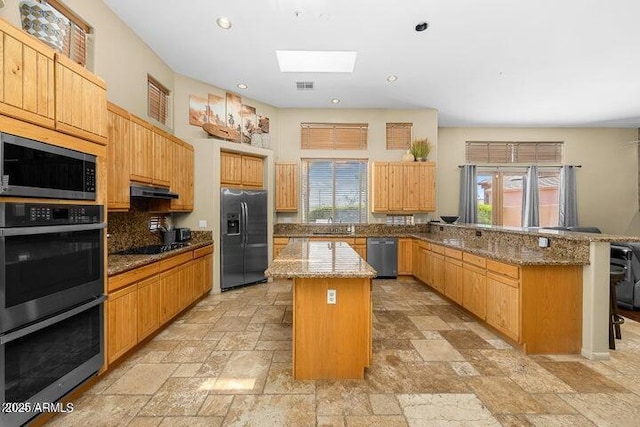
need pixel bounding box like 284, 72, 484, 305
462, 262, 487, 320
273, 237, 290, 259
107, 285, 138, 365
397, 238, 413, 275
353, 238, 367, 260
106, 244, 214, 365
444, 249, 463, 305
486, 272, 519, 340
430, 246, 445, 294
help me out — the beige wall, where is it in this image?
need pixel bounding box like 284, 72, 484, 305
275, 108, 438, 223
438, 127, 640, 235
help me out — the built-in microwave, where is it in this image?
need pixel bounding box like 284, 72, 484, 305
0, 132, 96, 200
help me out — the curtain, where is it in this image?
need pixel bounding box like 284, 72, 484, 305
521, 165, 540, 227
559, 165, 578, 227
458, 165, 477, 223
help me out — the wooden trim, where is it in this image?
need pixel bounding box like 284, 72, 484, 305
45, 0, 91, 33
107, 101, 130, 119
193, 245, 214, 258
54, 53, 105, 88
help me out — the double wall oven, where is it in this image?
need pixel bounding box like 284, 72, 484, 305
0, 135, 105, 425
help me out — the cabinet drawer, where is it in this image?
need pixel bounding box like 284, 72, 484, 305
444, 248, 462, 260
418, 241, 430, 251
193, 245, 214, 258
159, 251, 193, 272
431, 244, 444, 255
273, 237, 290, 245
487, 271, 519, 289
108, 262, 159, 292
463, 252, 487, 268
486, 259, 519, 279
445, 257, 463, 267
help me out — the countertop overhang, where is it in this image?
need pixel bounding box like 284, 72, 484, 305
265, 239, 376, 279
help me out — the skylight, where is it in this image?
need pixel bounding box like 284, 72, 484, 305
276, 50, 357, 73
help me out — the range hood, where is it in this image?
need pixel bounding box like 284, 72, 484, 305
130, 184, 179, 200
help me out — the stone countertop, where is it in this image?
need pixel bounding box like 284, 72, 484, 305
265, 239, 377, 279
108, 240, 214, 276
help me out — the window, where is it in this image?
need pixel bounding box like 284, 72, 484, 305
301, 159, 368, 223
46, 0, 90, 66
148, 75, 171, 125
386, 123, 412, 150
469, 141, 563, 227
301, 123, 368, 150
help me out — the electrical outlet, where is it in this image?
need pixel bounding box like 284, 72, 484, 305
327, 289, 337, 304
538, 237, 549, 248
198, 220, 207, 228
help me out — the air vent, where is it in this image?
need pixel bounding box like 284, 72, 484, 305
296, 81, 314, 90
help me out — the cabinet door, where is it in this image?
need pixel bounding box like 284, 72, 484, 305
182, 143, 194, 211
107, 285, 138, 364
444, 258, 464, 304
152, 127, 171, 187
242, 155, 264, 188
418, 162, 436, 211
397, 238, 413, 275
0, 21, 55, 128
107, 103, 131, 211
486, 273, 520, 340
275, 162, 298, 211
463, 264, 487, 319
403, 163, 421, 212
372, 163, 389, 212
130, 115, 154, 184
388, 163, 404, 212
220, 151, 242, 186
430, 252, 445, 293
160, 267, 181, 323
137, 275, 161, 342
54, 54, 108, 144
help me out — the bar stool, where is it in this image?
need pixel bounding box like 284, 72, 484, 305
609, 265, 626, 350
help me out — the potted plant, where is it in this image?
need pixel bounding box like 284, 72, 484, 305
410, 138, 431, 161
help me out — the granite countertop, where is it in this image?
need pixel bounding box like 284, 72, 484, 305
265, 239, 377, 279
108, 240, 214, 276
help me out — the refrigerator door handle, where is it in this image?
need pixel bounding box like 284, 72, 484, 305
242, 202, 248, 246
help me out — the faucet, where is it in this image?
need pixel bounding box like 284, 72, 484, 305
328, 216, 333, 224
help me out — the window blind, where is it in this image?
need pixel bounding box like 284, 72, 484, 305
301, 159, 368, 223
386, 123, 412, 149
466, 141, 563, 164
301, 123, 368, 150
148, 75, 170, 125
46, 0, 89, 66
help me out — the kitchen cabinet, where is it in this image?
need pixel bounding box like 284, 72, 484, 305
273, 237, 290, 259
414, 241, 430, 284
107, 285, 138, 364
0, 19, 55, 129
137, 275, 161, 342
220, 151, 242, 186
275, 162, 298, 212
54, 54, 108, 145
444, 248, 463, 304
242, 155, 264, 188
486, 267, 519, 341
429, 244, 445, 294
152, 126, 171, 187
353, 237, 367, 260
129, 114, 154, 184
371, 162, 436, 213
169, 135, 194, 212
107, 102, 131, 211
462, 259, 487, 320
397, 238, 413, 275
194, 245, 214, 295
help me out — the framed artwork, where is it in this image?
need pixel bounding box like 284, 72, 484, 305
258, 115, 271, 148
241, 104, 257, 144
225, 92, 242, 142
207, 94, 225, 126
188, 95, 208, 126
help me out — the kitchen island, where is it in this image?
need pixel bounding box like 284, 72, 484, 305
265, 239, 376, 380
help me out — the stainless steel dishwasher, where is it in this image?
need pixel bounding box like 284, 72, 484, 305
366, 237, 398, 278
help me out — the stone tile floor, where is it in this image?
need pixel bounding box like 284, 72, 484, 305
46, 278, 640, 426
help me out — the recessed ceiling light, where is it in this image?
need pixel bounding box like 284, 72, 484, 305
415, 21, 428, 32
237, 83, 248, 89
386, 75, 398, 82
276, 50, 357, 73
331, 98, 340, 104
216, 17, 232, 29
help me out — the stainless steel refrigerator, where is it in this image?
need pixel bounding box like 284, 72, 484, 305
220, 188, 268, 291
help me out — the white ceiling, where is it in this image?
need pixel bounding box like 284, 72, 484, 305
103, 0, 640, 127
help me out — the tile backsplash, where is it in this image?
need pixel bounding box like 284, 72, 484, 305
107, 200, 166, 254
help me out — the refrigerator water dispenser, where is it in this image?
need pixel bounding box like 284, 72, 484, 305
226, 213, 240, 235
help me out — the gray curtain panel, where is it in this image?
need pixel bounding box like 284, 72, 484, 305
559, 165, 578, 227
521, 165, 540, 227
458, 164, 477, 223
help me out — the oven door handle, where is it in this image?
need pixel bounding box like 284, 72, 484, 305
0, 222, 106, 236
0, 295, 106, 345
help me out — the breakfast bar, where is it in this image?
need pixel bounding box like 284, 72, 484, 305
265, 239, 376, 380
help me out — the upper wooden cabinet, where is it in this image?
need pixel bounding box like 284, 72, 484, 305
54, 54, 108, 145
152, 127, 171, 188
371, 161, 436, 213
0, 18, 56, 129
170, 135, 194, 212
275, 162, 298, 212
129, 114, 154, 184
221, 151, 264, 188
107, 102, 131, 211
